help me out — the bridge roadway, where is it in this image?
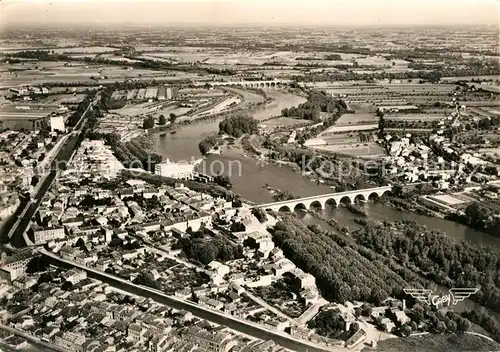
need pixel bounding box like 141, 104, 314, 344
40, 249, 342, 352
258, 186, 393, 212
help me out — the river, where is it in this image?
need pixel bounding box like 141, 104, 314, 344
154, 89, 500, 250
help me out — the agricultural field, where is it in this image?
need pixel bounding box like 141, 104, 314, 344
259, 117, 311, 135
97, 113, 143, 141
320, 123, 378, 134
2, 46, 118, 54
260, 117, 311, 129
111, 102, 163, 118
384, 114, 444, 121
157, 107, 191, 121
311, 142, 386, 159
335, 113, 378, 124
0, 61, 168, 88
381, 83, 458, 93
42, 93, 86, 105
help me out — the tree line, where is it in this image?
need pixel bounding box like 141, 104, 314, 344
270, 215, 418, 305
353, 220, 500, 313
218, 115, 259, 138
281, 91, 345, 122
175, 227, 244, 265
446, 201, 500, 239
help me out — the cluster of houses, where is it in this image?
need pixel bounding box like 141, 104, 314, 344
0, 130, 61, 199
29, 170, 232, 246
0, 259, 292, 352
385, 131, 498, 189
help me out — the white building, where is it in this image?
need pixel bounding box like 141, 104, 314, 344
154, 159, 195, 180
0, 249, 35, 281
50, 115, 65, 132
208, 260, 230, 285
32, 225, 65, 245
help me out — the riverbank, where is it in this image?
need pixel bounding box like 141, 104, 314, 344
271, 211, 500, 342
152, 88, 500, 249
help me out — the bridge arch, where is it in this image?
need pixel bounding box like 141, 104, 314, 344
324, 198, 337, 208
368, 192, 380, 201
309, 200, 322, 211
354, 194, 366, 203
293, 203, 307, 212
270, 82, 276, 88
278, 206, 291, 213
378, 189, 392, 199
339, 196, 352, 205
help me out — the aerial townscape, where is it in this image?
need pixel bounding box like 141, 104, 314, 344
0, 1, 499, 351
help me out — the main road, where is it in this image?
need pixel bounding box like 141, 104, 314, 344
3, 93, 100, 248
40, 249, 343, 352
0, 323, 64, 352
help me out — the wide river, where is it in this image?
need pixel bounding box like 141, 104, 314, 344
155, 89, 500, 249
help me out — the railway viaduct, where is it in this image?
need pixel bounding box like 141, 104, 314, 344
195, 80, 293, 89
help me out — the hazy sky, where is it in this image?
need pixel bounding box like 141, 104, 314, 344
1, 0, 499, 28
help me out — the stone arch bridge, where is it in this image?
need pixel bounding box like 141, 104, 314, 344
196, 80, 293, 89
258, 186, 392, 212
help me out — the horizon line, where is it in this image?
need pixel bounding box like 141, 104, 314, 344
3, 22, 499, 30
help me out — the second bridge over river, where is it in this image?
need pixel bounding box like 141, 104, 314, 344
257, 186, 392, 212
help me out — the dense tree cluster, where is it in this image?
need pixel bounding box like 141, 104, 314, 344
272, 190, 296, 202
198, 135, 223, 155
325, 54, 343, 60
99, 88, 127, 111
158, 115, 167, 125
213, 175, 232, 189
218, 115, 258, 138
169, 113, 177, 124
25, 256, 50, 274
281, 91, 345, 121
111, 135, 162, 170
270, 216, 413, 304
462, 308, 500, 342
78, 195, 114, 210
176, 231, 244, 265
142, 116, 156, 129
475, 115, 500, 130
251, 207, 268, 223
86, 131, 120, 146
9, 50, 68, 61
308, 309, 357, 340
133, 271, 161, 290
446, 202, 500, 238
353, 220, 500, 313
67, 93, 98, 128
